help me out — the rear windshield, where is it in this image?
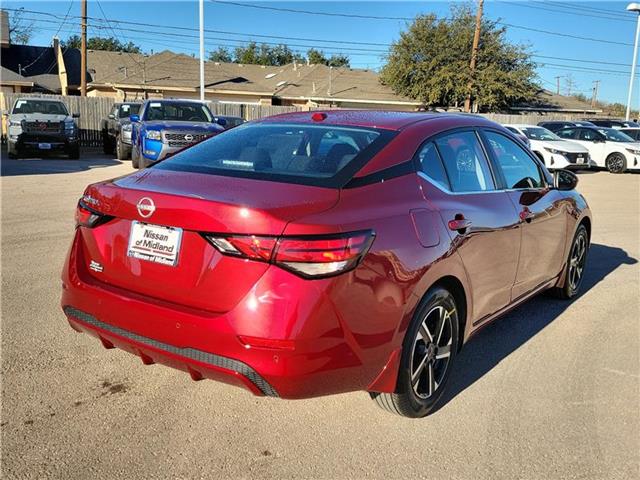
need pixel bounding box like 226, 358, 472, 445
143, 102, 212, 122
154, 123, 395, 187
12, 100, 68, 115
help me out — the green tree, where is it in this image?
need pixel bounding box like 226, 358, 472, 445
209, 46, 232, 63
234, 42, 304, 66
380, 5, 537, 111
61, 35, 141, 53
306, 48, 350, 68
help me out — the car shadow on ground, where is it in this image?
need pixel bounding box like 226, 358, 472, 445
1, 150, 125, 176
432, 243, 637, 414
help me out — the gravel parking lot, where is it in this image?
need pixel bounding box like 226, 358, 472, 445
2, 152, 639, 479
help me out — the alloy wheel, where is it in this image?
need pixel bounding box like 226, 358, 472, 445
608, 155, 625, 173
568, 232, 587, 292
410, 305, 454, 399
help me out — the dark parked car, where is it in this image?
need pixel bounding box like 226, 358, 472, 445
620, 127, 640, 141
101, 102, 142, 160
62, 111, 591, 418
537, 120, 594, 132
585, 119, 640, 128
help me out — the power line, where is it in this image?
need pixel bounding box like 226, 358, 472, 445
498, 1, 635, 23
542, 1, 634, 19
21, 13, 638, 72
210, 0, 634, 47
20, 1, 74, 74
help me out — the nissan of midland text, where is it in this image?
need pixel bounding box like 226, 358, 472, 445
61, 111, 591, 418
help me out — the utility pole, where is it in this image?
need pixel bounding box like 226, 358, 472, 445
591, 80, 600, 107
555, 76, 562, 95
80, 0, 87, 96
464, 0, 484, 113
199, 0, 205, 101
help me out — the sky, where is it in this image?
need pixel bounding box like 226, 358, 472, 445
6, 0, 639, 106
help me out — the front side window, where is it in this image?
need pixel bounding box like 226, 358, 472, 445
143, 102, 212, 122
433, 131, 495, 192
484, 131, 544, 190
155, 123, 391, 186
12, 100, 69, 115
416, 142, 450, 191
578, 129, 601, 141
557, 128, 576, 139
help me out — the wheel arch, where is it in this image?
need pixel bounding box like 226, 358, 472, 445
428, 275, 468, 352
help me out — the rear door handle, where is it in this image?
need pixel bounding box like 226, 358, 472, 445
448, 215, 472, 234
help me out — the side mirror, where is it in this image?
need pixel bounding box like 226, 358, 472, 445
214, 117, 227, 127
108, 113, 115, 119
554, 170, 578, 191
130, 114, 140, 122
72, 113, 80, 118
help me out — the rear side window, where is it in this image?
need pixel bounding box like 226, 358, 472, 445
155, 123, 393, 187
416, 142, 450, 191
434, 131, 495, 192
484, 131, 544, 189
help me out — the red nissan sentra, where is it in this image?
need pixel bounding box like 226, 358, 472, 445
61, 111, 591, 417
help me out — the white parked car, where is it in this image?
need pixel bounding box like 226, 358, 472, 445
556, 126, 640, 174
504, 124, 593, 171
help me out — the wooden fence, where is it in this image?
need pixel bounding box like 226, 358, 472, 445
0, 93, 304, 147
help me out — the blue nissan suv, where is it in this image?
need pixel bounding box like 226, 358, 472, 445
130, 99, 226, 168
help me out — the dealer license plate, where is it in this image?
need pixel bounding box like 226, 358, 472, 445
576, 157, 584, 164
38, 143, 52, 150
127, 221, 182, 266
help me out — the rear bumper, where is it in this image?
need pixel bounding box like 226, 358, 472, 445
61, 230, 397, 399
63, 306, 277, 396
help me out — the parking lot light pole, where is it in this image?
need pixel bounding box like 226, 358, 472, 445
625, 3, 640, 121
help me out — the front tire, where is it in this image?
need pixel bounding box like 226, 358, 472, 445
606, 153, 627, 173
370, 287, 459, 418
67, 145, 80, 159
550, 224, 589, 299
116, 136, 129, 160
131, 144, 140, 169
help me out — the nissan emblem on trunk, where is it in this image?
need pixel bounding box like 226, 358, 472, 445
136, 197, 156, 218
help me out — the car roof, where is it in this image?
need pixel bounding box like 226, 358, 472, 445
505, 124, 539, 129
144, 99, 206, 104
15, 97, 62, 103
256, 110, 498, 131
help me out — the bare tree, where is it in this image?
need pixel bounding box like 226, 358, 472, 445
8, 9, 35, 45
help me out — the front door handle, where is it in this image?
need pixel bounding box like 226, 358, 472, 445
448, 215, 472, 234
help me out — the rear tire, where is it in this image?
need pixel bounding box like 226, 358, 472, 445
370, 287, 459, 418
549, 224, 589, 299
606, 153, 627, 173
102, 131, 113, 155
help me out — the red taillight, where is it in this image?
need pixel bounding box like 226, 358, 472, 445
75, 200, 111, 228
204, 231, 375, 278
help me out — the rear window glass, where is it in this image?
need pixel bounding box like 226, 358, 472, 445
155, 123, 393, 187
